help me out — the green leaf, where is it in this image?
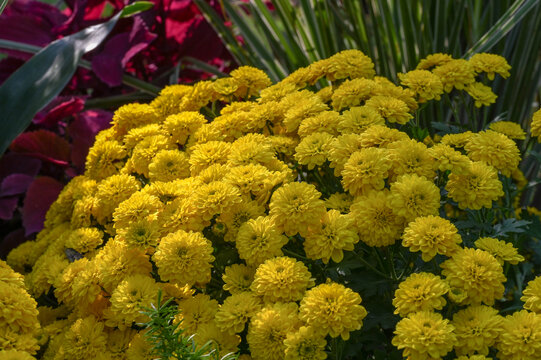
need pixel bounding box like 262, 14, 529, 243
0, 3, 152, 156
0, 0, 8, 16
119, 1, 153, 17
493, 218, 531, 238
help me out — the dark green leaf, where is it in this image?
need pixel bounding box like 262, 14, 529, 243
493, 218, 531, 237
119, 1, 153, 17
0, 0, 8, 16
0, 3, 152, 156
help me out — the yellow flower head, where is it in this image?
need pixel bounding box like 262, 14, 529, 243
398, 69, 444, 102
350, 190, 404, 247
331, 78, 375, 110
123, 124, 168, 152
163, 111, 206, 146
393, 272, 449, 317
230, 66, 272, 98
338, 106, 384, 135
152, 230, 215, 287
294, 132, 333, 170
218, 200, 266, 243
85, 140, 126, 181
341, 147, 392, 196
298, 111, 341, 138
188, 141, 231, 176
117, 218, 162, 250
474, 237, 524, 265
433, 59, 476, 92
113, 192, 162, 230
402, 215, 462, 262
222, 264, 256, 294
327, 134, 364, 176
104, 275, 159, 329
392, 311, 456, 360
466, 82, 498, 108
390, 174, 441, 223
192, 181, 242, 221
252, 256, 315, 303
446, 161, 504, 210
303, 210, 359, 264
428, 143, 472, 174
129, 134, 175, 177
496, 310, 541, 360
521, 276, 541, 314
451, 305, 503, 356
360, 124, 410, 148
441, 131, 474, 148
236, 216, 288, 266
324, 192, 353, 214
60, 316, 108, 360
0, 283, 39, 334
112, 103, 160, 137
176, 294, 218, 334
416, 53, 454, 70
0, 350, 37, 360
469, 53, 511, 80
93, 174, 140, 223
269, 182, 326, 237
150, 84, 192, 118
247, 303, 302, 360
284, 326, 327, 360
489, 121, 526, 140
387, 139, 436, 181
531, 108, 541, 141
299, 282, 367, 340
215, 292, 263, 334
365, 95, 413, 124
65, 227, 103, 254
193, 321, 241, 358
281, 90, 328, 133
148, 149, 190, 182
325, 49, 375, 81
441, 248, 506, 305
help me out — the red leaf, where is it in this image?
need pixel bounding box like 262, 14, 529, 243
0, 196, 19, 220
69, 109, 112, 170
10, 130, 71, 166
33, 95, 85, 127
22, 176, 63, 235
0, 173, 34, 196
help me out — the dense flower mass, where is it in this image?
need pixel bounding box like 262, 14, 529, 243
4, 49, 538, 359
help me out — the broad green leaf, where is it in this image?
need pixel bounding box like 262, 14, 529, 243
0, 3, 153, 156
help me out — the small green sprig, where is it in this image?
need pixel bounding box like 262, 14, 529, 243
140, 290, 238, 360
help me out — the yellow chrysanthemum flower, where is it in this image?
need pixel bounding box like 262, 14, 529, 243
489, 121, 526, 140
331, 78, 375, 110
251, 256, 315, 303
152, 230, 214, 287
496, 310, 541, 360
281, 90, 328, 133
230, 66, 272, 98
188, 141, 231, 176
392, 311, 456, 360
531, 108, 541, 141
65, 227, 103, 254
236, 216, 288, 266
474, 237, 524, 265
294, 132, 333, 170
298, 111, 341, 138
451, 305, 503, 356
390, 174, 441, 223
247, 303, 302, 360
441, 248, 506, 305
176, 294, 218, 334
365, 95, 413, 124
402, 215, 462, 261
393, 272, 449, 317
350, 190, 404, 247
338, 106, 384, 135
324, 192, 353, 214
303, 210, 359, 263
416, 53, 454, 70
112, 103, 160, 137
341, 147, 391, 196
117, 218, 162, 250
85, 140, 127, 181
129, 134, 175, 177
126, 331, 153, 360
465, 83, 498, 107
104, 275, 159, 329
428, 143, 472, 174
194, 321, 241, 358
469, 53, 511, 80
0, 350, 36, 360
217, 200, 266, 243
192, 181, 242, 221
113, 192, 162, 230
433, 59, 476, 92
398, 69, 444, 102
521, 276, 541, 314
269, 182, 326, 237
222, 264, 256, 294
284, 326, 327, 360
148, 149, 190, 182
387, 139, 436, 181
149, 84, 191, 117
325, 49, 375, 81
441, 131, 474, 148
359, 124, 410, 148
327, 134, 364, 176
92, 174, 140, 223
299, 282, 367, 340
215, 292, 263, 334
59, 316, 108, 360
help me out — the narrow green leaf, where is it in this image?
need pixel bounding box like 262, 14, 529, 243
119, 1, 154, 17
0, 3, 152, 156
464, 0, 540, 57
0, 0, 8, 16
180, 56, 228, 77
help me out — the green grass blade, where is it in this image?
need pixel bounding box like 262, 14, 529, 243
0, 0, 8, 16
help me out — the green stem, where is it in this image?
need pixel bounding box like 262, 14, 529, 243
355, 251, 393, 280
0, 39, 161, 95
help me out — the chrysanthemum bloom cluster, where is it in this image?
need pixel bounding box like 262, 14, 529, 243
0, 260, 40, 358
5, 49, 538, 359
